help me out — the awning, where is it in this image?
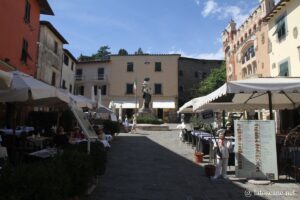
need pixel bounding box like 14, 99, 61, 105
109, 100, 139, 109
152, 100, 175, 109
192, 77, 300, 118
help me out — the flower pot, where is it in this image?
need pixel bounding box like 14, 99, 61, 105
204, 164, 215, 177
194, 151, 204, 163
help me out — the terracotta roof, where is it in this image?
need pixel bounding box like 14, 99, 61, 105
40, 21, 68, 44
263, 0, 291, 22
37, 0, 54, 15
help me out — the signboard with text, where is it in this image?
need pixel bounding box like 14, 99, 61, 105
234, 120, 278, 180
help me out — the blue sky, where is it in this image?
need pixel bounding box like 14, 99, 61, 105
42, 0, 272, 60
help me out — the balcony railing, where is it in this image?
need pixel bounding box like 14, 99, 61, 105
75, 74, 107, 81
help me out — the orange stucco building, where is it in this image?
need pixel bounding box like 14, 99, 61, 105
0, 0, 53, 76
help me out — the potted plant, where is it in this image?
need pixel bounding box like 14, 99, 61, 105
194, 151, 204, 163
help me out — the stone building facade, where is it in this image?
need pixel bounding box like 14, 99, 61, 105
178, 57, 223, 106
36, 21, 68, 88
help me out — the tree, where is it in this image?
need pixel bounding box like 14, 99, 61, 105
134, 47, 144, 55
192, 62, 226, 98
92, 45, 111, 60
118, 48, 128, 56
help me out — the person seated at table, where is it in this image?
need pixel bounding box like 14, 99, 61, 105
95, 127, 110, 148
69, 127, 87, 144
53, 126, 69, 148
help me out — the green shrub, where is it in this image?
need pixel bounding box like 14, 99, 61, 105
0, 142, 107, 200
0, 160, 70, 200
136, 115, 163, 124
102, 120, 120, 135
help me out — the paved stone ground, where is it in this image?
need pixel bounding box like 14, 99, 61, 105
86, 128, 299, 200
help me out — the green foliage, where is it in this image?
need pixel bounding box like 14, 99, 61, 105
136, 115, 163, 124
118, 48, 129, 55
134, 47, 144, 55
102, 120, 120, 135
92, 45, 111, 59
190, 115, 203, 128
78, 46, 111, 61
0, 160, 70, 200
192, 62, 226, 98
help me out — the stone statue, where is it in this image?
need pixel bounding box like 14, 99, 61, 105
142, 78, 151, 110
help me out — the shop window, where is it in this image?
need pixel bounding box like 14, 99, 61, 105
279, 61, 289, 77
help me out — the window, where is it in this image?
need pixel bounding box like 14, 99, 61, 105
63, 55, 69, 66
62, 80, 66, 89
71, 62, 74, 71
279, 61, 289, 77
202, 72, 207, 79
76, 69, 82, 80
51, 72, 56, 86
101, 85, 107, 95
79, 86, 84, 95
69, 84, 72, 93
155, 62, 162, 71
242, 45, 255, 64
274, 14, 286, 41
21, 39, 28, 63
126, 83, 134, 94
194, 72, 198, 78
94, 85, 98, 95
24, 0, 31, 23
154, 83, 162, 94
127, 62, 133, 72
54, 41, 58, 54
98, 68, 104, 80
179, 70, 183, 76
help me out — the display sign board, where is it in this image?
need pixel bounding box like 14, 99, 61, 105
200, 110, 214, 124
234, 120, 278, 180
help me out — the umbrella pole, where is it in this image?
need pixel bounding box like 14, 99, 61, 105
222, 110, 226, 128
267, 91, 274, 120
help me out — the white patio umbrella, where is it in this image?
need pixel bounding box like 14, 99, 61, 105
57, 89, 95, 109
0, 70, 13, 89
0, 71, 57, 102
193, 77, 300, 119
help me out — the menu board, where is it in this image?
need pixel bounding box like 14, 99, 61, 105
234, 120, 278, 180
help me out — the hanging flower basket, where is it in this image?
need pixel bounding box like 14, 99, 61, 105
194, 151, 204, 163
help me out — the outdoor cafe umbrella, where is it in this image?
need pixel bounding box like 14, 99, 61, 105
0, 70, 13, 89
192, 77, 300, 119
0, 71, 57, 102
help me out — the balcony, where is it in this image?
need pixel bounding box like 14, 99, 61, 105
75, 74, 107, 82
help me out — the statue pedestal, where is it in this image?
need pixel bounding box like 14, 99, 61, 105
138, 108, 153, 118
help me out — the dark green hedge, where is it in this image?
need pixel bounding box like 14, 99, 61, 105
136, 115, 163, 124
0, 142, 107, 200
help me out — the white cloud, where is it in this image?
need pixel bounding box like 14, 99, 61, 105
200, 0, 255, 26
201, 0, 220, 17
169, 47, 224, 60
194, 0, 200, 5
